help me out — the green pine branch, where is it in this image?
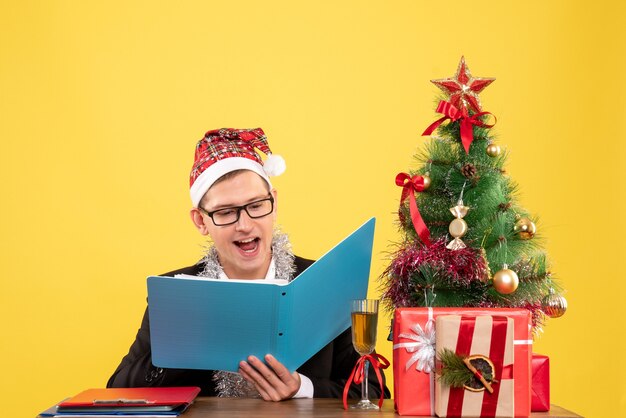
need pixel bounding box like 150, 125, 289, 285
437, 348, 473, 388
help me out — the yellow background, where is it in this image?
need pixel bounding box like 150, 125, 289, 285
1, 1, 624, 417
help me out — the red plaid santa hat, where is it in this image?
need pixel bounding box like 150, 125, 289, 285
189, 128, 286, 207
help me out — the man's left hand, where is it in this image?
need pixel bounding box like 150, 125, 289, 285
239, 354, 301, 401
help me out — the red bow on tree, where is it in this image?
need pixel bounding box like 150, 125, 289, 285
342, 353, 390, 410
396, 173, 431, 245
422, 100, 496, 154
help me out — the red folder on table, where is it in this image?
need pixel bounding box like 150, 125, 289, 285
56, 387, 200, 413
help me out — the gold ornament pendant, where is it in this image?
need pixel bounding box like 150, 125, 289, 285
447, 200, 469, 250
542, 289, 567, 318
514, 216, 536, 240
486, 143, 501, 157
422, 173, 431, 190
492, 264, 519, 294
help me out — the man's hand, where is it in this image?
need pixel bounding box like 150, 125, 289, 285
239, 354, 301, 401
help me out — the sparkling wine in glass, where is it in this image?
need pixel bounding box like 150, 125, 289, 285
350, 299, 379, 410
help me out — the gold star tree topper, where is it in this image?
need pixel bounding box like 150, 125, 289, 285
431, 56, 495, 114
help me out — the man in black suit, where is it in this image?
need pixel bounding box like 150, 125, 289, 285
108, 128, 389, 401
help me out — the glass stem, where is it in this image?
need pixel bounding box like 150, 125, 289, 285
362, 359, 370, 402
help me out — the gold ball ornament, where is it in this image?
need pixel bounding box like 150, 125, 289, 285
542, 292, 567, 318
492, 267, 519, 294
514, 217, 537, 240
486, 143, 501, 157
422, 173, 431, 190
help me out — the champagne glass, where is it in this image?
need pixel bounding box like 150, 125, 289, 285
350, 299, 379, 410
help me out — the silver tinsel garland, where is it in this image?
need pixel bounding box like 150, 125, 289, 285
198, 228, 296, 397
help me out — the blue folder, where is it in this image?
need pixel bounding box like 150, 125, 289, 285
148, 217, 376, 372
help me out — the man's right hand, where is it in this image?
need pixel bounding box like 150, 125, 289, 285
238, 354, 301, 401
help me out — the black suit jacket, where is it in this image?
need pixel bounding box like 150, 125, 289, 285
107, 256, 389, 399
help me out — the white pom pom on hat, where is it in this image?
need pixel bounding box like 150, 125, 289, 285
263, 153, 286, 177
189, 128, 285, 207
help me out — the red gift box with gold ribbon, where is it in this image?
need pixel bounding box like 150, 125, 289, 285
392, 308, 531, 417
434, 315, 514, 417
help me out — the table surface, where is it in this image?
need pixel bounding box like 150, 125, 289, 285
175, 397, 582, 418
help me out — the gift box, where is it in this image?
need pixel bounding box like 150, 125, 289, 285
531, 354, 550, 412
435, 315, 514, 417
393, 308, 532, 416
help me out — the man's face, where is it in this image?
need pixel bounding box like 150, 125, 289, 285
192, 170, 276, 280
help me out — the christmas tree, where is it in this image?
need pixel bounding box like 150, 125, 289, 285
381, 57, 566, 333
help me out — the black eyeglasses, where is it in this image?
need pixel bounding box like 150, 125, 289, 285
199, 195, 275, 226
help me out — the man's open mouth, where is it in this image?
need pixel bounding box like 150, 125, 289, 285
235, 237, 260, 252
